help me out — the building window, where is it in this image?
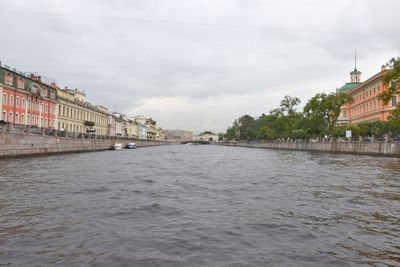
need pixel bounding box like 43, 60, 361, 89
22, 99, 25, 108
9, 112, 13, 123
2, 111, 6, 121
15, 113, 19, 124
10, 95, 14, 106
343, 111, 347, 118
392, 96, 398, 107
21, 114, 25, 124
4, 72, 13, 85
3, 94, 7, 105
17, 78, 24, 89
27, 115, 30, 125
16, 97, 20, 108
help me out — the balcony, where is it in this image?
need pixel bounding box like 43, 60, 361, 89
84, 120, 95, 126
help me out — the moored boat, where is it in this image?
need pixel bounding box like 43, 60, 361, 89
113, 143, 123, 150
127, 142, 137, 149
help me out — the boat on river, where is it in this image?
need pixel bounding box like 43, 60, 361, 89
127, 142, 137, 149
113, 143, 123, 150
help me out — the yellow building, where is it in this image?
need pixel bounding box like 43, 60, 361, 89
56, 87, 109, 135
126, 118, 138, 138
135, 115, 158, 140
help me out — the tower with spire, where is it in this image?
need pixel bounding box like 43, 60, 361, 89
350, 51, 361, 83
337, 52, 362, 93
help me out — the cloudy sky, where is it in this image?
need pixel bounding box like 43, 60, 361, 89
1, 0, 399, 133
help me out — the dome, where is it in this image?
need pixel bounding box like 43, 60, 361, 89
337, 82, 361, 93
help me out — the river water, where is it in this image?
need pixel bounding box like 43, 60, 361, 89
0, 145, 399, 266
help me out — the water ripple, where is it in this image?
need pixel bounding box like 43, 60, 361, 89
0, 145, 399, 266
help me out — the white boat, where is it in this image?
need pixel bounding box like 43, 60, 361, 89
127, 142, 137, 149
113, 143, 123, 150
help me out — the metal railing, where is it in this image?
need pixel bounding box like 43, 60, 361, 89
224, 135, 400, 144
0, 122, 163, 142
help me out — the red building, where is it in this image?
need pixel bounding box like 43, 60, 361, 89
0, 65, 57, 128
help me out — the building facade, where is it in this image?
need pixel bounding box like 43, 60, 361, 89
56, 87, 108, 135
0, 65, 57, 128
1, 62, 161, 138
162, 129, 193, 141
338, 65, 400, 125
135, 115, 158, 140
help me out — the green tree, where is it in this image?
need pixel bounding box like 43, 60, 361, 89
279, 95, 301, 136
237, 115, 256, 140
224, 125, 238, 140
280, 95, 301, 116
379, 57, 400, 126
379, 57, 400, 104
304, 92, 353, 135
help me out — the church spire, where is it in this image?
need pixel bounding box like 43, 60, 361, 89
350, 51, 361, 83
354, 51, 357, 70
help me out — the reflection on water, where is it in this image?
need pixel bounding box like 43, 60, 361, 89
0, 145, 399, 266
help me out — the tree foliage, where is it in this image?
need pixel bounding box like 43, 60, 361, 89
379, 57, 400, 126
379, 57, 400, 104
303, 92, 353, 134
222, 59, 400, 141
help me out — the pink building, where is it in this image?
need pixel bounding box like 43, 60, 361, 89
337, 65, 399, 125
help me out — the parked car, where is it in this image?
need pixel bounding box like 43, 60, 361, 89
392, 135, 400, 141
375, 135, 385, 142
362, 136, 372, 141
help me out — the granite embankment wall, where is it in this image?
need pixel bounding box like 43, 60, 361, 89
0, 131, 168, 158
218, 140, 400, 157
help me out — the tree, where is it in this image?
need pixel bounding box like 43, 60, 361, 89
224, 125, 238, 140
379, 57, 400, 104
304, 92, 353, 135
237, 115, 256, 140
379, 57, 400, 125
280, 95, 301, 117
279, 95, 301, 136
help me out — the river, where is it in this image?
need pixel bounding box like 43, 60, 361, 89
0, 145, 399, 266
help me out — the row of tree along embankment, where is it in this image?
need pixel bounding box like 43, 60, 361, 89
0, 124, 170, 158
217, 140, 400, 157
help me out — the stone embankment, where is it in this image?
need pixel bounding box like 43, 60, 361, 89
0, 125, 169, 158
218, 140, 400, 157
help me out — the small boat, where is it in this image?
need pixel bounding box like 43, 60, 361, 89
127, 142, 137, 149
113, 143, 123, 150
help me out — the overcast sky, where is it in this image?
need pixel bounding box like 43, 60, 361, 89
1, 0, 399, 133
